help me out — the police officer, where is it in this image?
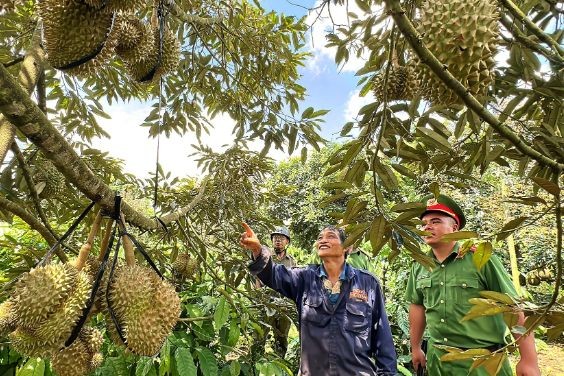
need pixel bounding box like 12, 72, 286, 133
405, 194, 540, 376
241, 223, 397, 375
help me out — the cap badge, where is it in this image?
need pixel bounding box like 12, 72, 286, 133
427, 198, 438, 206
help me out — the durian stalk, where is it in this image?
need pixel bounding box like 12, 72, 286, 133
123, 234, 136, 267
75, 211, 103, 271
98, 219, 114, 262
119, 214, 136, 266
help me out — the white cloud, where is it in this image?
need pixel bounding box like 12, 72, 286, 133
344, 89, 373, 122
305, 1, 379, 74
91, 104, 290, 179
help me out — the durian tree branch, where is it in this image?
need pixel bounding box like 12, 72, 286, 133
499, 0, 564, 58
383, 0, 564, 173
164, 0, 223, 25
0, 194, 67, 262
0, 24, 45, 166
499, 15, 564, 66
0, 62, 210, 232
2, 56, 24, 68
10, 142, 60, 241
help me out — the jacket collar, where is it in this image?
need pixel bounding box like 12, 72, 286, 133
317, 263, 355, 281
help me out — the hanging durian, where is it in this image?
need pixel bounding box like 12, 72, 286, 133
172, 252, 198, 279
51, 326, 104, 376
123, 25, 180, 83
414, 0, 499, 105
106, 233, 180, 355
115, 16, 156, 65
372, 64, 419, 102
39, 0, 120, 76
7, 212, 102, 357
32, 156, 66, 199
84, 0, 146, 13
0, 299, 16, 337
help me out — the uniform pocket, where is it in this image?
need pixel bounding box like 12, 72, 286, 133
344, 301, 370, 333
302, 294, 329, 327
447, 275, 481, 306
416, 277, 432, 306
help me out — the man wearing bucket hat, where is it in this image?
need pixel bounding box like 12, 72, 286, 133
405, 194, 540, 376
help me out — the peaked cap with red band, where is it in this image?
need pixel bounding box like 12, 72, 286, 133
420, 194, 466, 229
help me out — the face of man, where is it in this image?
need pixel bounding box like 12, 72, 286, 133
316, 228, 345, 259
420, 212, 459, 246
272, 234, 289, 254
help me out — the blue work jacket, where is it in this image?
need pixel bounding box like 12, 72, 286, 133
249, 246, 397, 376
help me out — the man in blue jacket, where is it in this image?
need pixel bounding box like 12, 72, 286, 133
240, 223, 397, 376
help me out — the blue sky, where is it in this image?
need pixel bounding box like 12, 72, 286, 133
93, 0, 369, 178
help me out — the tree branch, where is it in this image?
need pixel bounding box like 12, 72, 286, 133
0, 62, 209, 232
0, 194, 67, 262
0, 23, 45, 165
164, 0, 223, 25
499, 0, 564, 58
2, 56, 24, 68
383, 0, 564, 172
499, 15, 564, 67
10, 142, 59, 240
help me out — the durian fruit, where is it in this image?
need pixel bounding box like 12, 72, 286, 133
372, 64, 419, 102
8, 212, 102, 357
39, 0, 120, 76
106, 235, 181, 355
51, 326, 104, 376
172, 252, 198, 279
115, 16, 156, 65
414, 0, 499, 105
32, 157, 66, 199
123, 27, 180, 83
0, 300, 16, 337
84, 0, 146, 13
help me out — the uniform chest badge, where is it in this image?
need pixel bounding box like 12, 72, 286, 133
349, 289, 368, 302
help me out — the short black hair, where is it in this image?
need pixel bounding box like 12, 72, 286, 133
320, 225, 346, 244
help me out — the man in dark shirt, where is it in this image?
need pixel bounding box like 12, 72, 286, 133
241, 223, 397, 376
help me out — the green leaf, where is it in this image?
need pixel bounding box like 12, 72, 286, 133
391, 163, 417, 179
372, 158, 398, 191
227, 319, 240, 347
229, 361, 241, 376
441, 348, 491, 362
531, 176, 560, 196
439, 231, 479, 241
214, 297, 230, 330
196, 347, 218, 376
136, 357, 154, 376
429, 182, 440, 198
17, 358, 45, 376
496, 217, 529, 241
469, 352, 507, 375
369, 215, 388, 255
479, 291, 515, 305
174, 348, 197, 376
390, 202, 426, 213
473, 242, 492, 270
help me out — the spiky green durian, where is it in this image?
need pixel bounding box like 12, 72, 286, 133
32, 158, 66, 199
414, 0, 499, 105
39, 0, 120, 76
107, 264, 180, 355
12, 263, 78, 326
84, 0, 146, 13
172, 252, 198, 279
115, 16, 156, 64
124, 27, 180, 83
0, 300, 16, 337
9, 263, 93, 357
50, 326, 103, 376
372, 64, 419, 102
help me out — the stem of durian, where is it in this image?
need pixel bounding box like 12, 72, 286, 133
122, 234, 136, 267
119, 214, 136, 266
75, 211, 103, 270
98, 219, 114, 262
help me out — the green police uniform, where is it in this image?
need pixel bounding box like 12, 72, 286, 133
405, 243, 518, 375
